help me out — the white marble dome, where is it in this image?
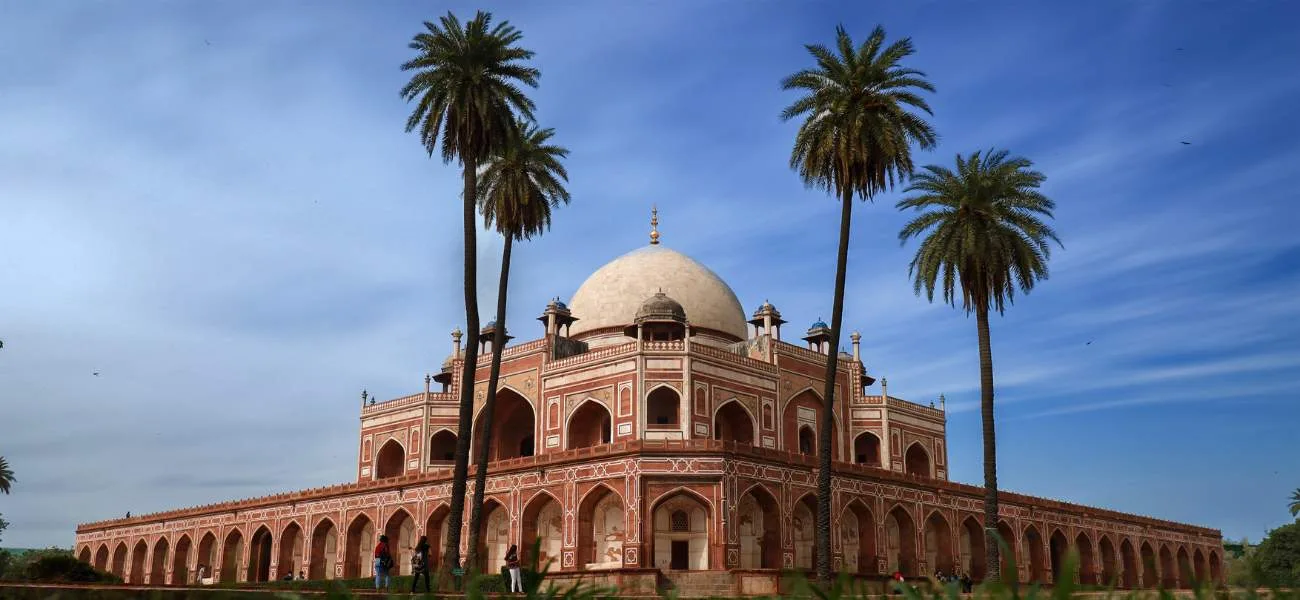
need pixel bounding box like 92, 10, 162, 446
567, 245, 748, 340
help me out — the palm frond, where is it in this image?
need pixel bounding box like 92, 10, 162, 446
477, 120, 572, 241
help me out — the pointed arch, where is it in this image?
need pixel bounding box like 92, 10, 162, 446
1176, 546, 1192, 589
646, 384, 681, 428
94, 543, 110, 572
78, 546, 92, 564
1022, 525, 1046, 583
713, 398, 756, 445
853, 431, 882, 466
521, 489, 563, 568
1098, 533, 1118, 587
791, 493, 818, 570
651, 488, 712, 570
995, 521, 1018, 582
428, 429, 457, 464
578, 483, 627, 569
149, 536, 170, 585
196, 531, 218, 582
278, 521, 304, 581
1119, 538, 1138, 589
309, 518, 339, 580
1075, 531, 1096, 584
111, 541, 128, 578
129, 539, 148, 584
374, 439, 406, 479
424, 504, 450, 570
566, 397, 613, 449
924, 510, 955, 574
1139, 541, 1158, 588
842, 499, 877, 574
1193, 548, 1207, 587
885, 504, 919, 576
1158, 544, 1175, 588
1208, 550, 1222, 585
247, 525, 273, 582
959, 515, 987, 580
738, 483, 781, 569
344, 513, 375, 579
477, 497, 510, 571
172, 534, 192, 585
782, 387, 842, 460
1048, 529, 1069, 584
473, 387, 535, 460
904, 442, 932, 477
384, 508, 417, 576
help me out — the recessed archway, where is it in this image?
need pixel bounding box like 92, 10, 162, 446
782, 390, 840, 460
1193, 549, 1207, 587
384, 509, 417, 576
647, 386, 681, 428
959, 516, 987, 580
172, 534, 192, 585
309, 519, 339, 580
474, 389, 535, 460
1098, 535, 1118, 587
424, 505, 450, 571
577, 485, 625, 569
1075, 532, 1096, 585
1120, 539, 1139, 589
1022, 526, 1046, 583
149, 537, 169, 585
1140, 541, 1158, 588
111, 542, 128, 578
94, 544, 110, 572
904, 443, 931, 477
478, 499, 510, 572
374, 439, 406, 479
1049, 530, 1069, 585
651, 490, 710, 571
428, 430, 457, 464
196, 532, 217, 582
792, 494, 817, 570
996, 521, 1018, 582
885, 505, 918, 577
853, 432, 881, 467
78, 546, 92, 564
567, 399, 613, 450
843, 499, 877, 574
738, 485, 781, 569
521, 491, 563, 569
1208, 550, 1222, 585
278, 522, 304, 581
247, 526, 273, 583
1176, 546, 1193, 589
1159, 544, 1175, 589
129, 539, 148, 584
344, 514, 375, 579
924, 511, 956, 575
798, 426, 815, 455
713, 400, 755, 445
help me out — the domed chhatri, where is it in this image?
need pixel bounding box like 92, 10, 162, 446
567, 244, 747, 341
634, 290, 687, 325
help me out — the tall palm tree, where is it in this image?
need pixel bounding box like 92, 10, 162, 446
1289, 488, 1300, 517
780, 25, 936, 582
465, 122, 570, 570
401, 10, 539, 575
897, 149, 1061, 582
0, 456, 13, 494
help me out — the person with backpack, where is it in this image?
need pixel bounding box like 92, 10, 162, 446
505, 544, 523, 593
373, 534, 393, 591
410, 535, 431, 593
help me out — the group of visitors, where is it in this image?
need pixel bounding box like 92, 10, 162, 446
371, 535, 524, 594
891, 569, 974, 594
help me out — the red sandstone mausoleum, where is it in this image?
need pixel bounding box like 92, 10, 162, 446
75, 222, 1223, 594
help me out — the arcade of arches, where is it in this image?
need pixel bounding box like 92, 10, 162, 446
80, 490, 1223, 589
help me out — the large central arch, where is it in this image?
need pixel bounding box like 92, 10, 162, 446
474, 388, 535, 461
651, 490, 711, 571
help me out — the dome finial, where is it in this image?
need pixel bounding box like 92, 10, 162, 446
649, 205, 660, 245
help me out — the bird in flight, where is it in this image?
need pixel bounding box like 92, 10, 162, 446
1181, 141, 1191, 145
1086, 340, 1094, 346
92, 371, 100, 376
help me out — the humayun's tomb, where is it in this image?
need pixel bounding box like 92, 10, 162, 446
75, 221, 1223, 595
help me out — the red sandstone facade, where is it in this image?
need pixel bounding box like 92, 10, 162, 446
74, 242, 1223, 594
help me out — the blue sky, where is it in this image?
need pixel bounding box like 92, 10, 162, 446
1, 1, 1298, 548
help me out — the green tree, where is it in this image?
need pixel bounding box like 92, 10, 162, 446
465, 121, 570, 570
1289, 488, 1299, 517
780, 25, 936, 582
400, 10, 539, 577
1251, 521, 1300, 588
0, 456, 13, 494
897, 149, 1060, 582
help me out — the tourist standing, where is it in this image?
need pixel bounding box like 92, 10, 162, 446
373, 534, 393, 591
892, 570, 905, 595
505, 544, 523, 593
410, 535, 431, 593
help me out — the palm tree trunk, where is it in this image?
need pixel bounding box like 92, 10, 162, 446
443, 160, 482, 580
816, 185, 853, 583
465, 234, 513, 573
977, 306, 1002, 583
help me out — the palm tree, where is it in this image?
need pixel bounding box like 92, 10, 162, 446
400, 10, 539, 576
780, 25, 936, 582
896, 149, 1061, 582
1289, 488, 1300, 517
0, 456, 13, 494
465, 121, 570, 570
